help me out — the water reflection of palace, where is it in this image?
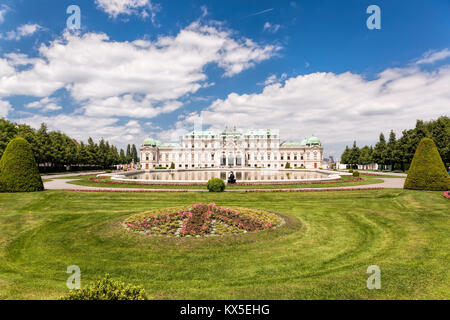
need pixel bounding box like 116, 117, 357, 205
130, 170, 327, 182
140, 128, 323, 171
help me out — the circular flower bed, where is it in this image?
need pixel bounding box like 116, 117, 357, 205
123, 203, 284, 237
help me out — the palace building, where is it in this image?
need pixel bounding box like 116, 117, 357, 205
140, 128, 323, 170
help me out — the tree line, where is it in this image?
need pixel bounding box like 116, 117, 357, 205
341, 116, 449, 171
0, 119, 139, 172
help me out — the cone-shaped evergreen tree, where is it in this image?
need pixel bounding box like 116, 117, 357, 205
404, 138, 449, 191
0, 137, 44, 192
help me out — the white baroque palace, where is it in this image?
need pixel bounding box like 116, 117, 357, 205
140, 128, 323, 170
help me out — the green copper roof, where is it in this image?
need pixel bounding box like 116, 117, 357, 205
300, 138, 308, 145
142, 137, 161, 146
281, 141, 301, 147
307, 136, 321, 145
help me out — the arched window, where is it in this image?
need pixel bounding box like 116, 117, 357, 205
221, 153, 226, 166
236, 153, 242, 166
228, 153, 235, 166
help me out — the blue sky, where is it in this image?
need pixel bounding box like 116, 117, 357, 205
0, 0, 449, 158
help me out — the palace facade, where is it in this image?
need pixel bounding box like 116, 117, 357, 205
140, 128, 323, 170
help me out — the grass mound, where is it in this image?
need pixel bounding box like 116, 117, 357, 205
124, 203, 283, 237
404, 138, 449, 191
0, 137, 44, 192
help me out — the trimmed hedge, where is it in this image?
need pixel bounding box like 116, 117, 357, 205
404, 138, 449, 191
60, 274, 147, 300
207, 178, 226, 192
353, 170, 360, 177
0, 137, 44, 192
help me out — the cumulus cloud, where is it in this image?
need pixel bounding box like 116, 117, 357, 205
25, 97, 62, 112
1, 24, 42, 40
416, 48, 450, 65
95, 0, 160, 20
0, 22, 280, 118
0, 99, 12, 117
83, 95, 182, 118
171, 64, 450, 157
13, 114, 144, 146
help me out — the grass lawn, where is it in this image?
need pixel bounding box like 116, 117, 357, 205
57, 174, 384, 189
0, 189, 448, 299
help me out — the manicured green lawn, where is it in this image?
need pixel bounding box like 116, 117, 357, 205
59, 174, 383, 189
0, 189, 448, 300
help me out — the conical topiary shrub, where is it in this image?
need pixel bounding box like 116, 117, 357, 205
0, 137, 44, 192
404, 138, 449, 191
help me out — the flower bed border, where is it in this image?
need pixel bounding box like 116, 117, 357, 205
62, 186, 384, 193
88, 176, 363, 187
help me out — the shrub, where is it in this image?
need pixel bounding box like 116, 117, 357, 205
105, 169, 112, 173
170, 162, 175, 169
285, 162, 291, 169
207, 178, 226, 192
60, 274, 147, 300
404, 138, 449, 191
348, 169, 353, 173
0, 137, 44, 192
353, 170, 360, 177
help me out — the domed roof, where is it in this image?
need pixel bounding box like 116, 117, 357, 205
300, 138, 308, 146
307, 136, 321, 145
142, 137, 161, 146
281, 141, 301, 147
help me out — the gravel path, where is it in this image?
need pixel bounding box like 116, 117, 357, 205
44, 177, 405, 192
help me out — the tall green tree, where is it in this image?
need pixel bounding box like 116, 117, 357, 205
341, 145, 350, 164
0, 119, 18, 159
386, 130, 401, 170
131, 144, 139, 163
119, 149, 126, 164
348, 141, 360, 168
126, 144, 132, 164
359, 146, 373, 165
372, 133, 387, 169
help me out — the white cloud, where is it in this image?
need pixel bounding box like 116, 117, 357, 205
259, 73, 287, 86
13, 114, 144, 147
1, 24, 42, 41
25, 97, 62, 112
263, 22, 281, 33
95, 0, 160, 21
170, 63, 450, 157
0, 5, 9, 24
83, 95, 182, 118
0, 99, 12, 117
0, 22, 280, 118
416, 48, 450, 65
